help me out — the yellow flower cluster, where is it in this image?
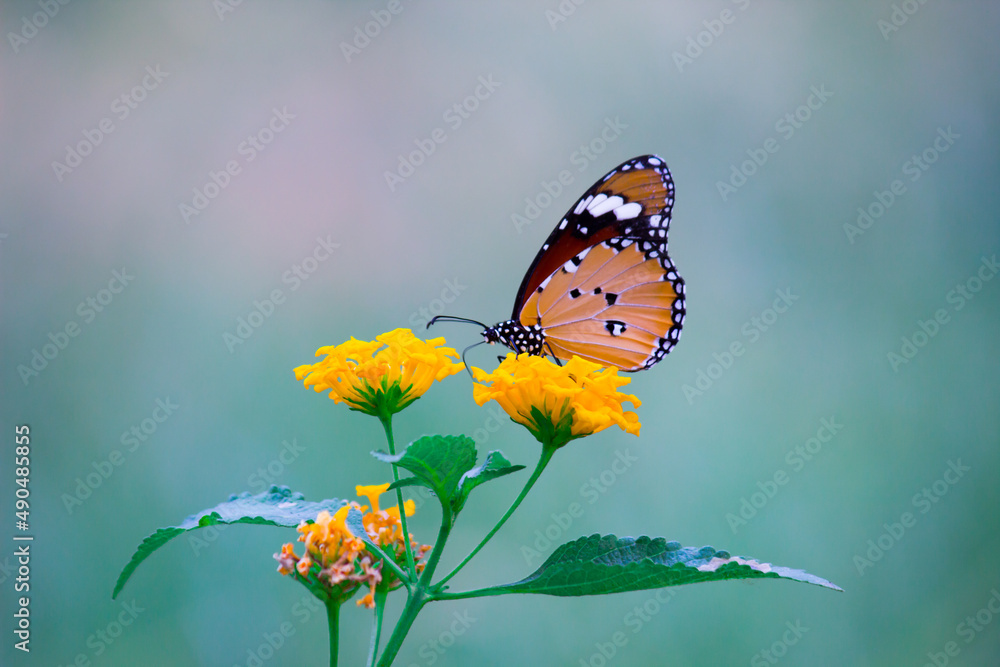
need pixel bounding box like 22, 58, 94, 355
472, 354, 641, 448
275, 484, 430, 607
294, 328, 465, 417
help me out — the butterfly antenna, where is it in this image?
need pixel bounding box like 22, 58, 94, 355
426, 315, 489, 330
460, 340, 487, 378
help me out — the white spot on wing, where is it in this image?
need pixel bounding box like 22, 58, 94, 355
586, 193, 608, 213
614, 202, 642, 220
574, 196, 593, 215
588, 194, 621, 217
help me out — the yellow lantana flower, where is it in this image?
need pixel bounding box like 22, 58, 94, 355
275, 485, 431, 608
356, 483, 418, 551
294, 328, 464, 417
472, 354, 641, 449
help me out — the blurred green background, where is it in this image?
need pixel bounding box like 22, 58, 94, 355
2, 1, 998, 665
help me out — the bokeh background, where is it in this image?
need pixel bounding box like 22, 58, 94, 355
2, 1, 999, 665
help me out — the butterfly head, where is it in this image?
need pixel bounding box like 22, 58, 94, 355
426, 315, 547, 366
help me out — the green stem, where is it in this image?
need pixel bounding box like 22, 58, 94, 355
366, 589, 388, 667
325, 598, 341, 667
376, 588, 427, 667
375, 548, 411, 592
434, 444, 556, 590
430, 586, 509, 601
376, 510, 453, 666
419, 513, 453, 587
379, 414, 417, 579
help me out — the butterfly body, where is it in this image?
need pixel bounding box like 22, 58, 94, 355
482, 319, 546, 356
439, 155, 685, 372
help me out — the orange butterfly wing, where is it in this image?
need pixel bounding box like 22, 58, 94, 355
514, 156, 685, 371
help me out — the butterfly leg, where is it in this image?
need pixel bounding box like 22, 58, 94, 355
544, 342, 563, 366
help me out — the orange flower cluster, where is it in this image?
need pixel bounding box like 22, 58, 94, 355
275, 484, 431, 607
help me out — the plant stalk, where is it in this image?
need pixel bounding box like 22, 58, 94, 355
376, 511, 453, 665
434, 444, 555, 590
366, 589, 388, 667
379, 414, 417, 579
325, 598, 341, 667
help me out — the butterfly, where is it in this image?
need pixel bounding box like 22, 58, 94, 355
431, 155, 685, 372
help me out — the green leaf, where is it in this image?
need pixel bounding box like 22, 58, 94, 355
454, 534, 841, 598
113, 486, 344, 599
386, 477, 425, 492
453, 450, 525, 513
345, 507, 412, 586
345, 507, 379, 552
372, 435, 477, 509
